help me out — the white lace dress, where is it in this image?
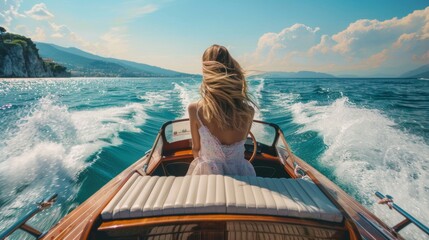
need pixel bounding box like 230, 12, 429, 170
186, 109, 256, 176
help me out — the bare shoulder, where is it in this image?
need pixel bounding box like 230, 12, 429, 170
188, 102, 199, 113
188, 102, 200, 118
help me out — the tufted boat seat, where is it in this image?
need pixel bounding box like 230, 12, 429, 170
101, 174, 343, 223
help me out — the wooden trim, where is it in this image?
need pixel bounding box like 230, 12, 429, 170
41, 157, 149, 240
304, 169, 362, 240
79, 169, 138, 240
20, 224, 42, 238
145, 132, 163, 174
162, 149, 193, 161
161, 150, 278, 163
248, 130, 258, 163
98, 214, 346, 232
345, 220, 361, 240
258, 153, 278, 161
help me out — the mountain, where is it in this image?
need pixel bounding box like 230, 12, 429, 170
0, 33, 70, 77
36, 42, 191, 77
255, 71, 336, 78
335, 74, 360, 78
400, 64, 429, 78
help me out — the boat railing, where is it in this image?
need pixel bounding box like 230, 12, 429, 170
375, 191, 429, 236
0, 194, 57, 240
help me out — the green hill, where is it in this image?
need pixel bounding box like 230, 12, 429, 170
36, 42, 191, 77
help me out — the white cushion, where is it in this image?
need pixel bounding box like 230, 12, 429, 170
101, 175, 343, 223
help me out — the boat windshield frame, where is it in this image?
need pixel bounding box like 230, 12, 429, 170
145, 118, 294, 174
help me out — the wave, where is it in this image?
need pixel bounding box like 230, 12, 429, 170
249, 78, 265, 121
173, 81, 201, 117
287, 96, 429, 239
0, 96, 147, 232
247, 78, 279, 145
138, 90, 173, 109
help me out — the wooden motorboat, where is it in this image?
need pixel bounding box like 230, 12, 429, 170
2, 119, 428, 240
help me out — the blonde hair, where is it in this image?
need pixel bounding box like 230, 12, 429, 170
200, 44, 256, 130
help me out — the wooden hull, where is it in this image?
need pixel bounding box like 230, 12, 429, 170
40, 156, 149, 240
39, 119, 405, 240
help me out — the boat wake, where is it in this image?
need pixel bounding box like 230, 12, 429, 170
250, 78, 265, 121
138, 90, 172, 109
284, 96, 429, 240
0, 95, 147, 233
173, 81, 200, 117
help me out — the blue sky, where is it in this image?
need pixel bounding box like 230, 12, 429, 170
1, 0, 428, 76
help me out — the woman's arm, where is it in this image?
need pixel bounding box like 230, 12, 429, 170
188, 103, 201, 158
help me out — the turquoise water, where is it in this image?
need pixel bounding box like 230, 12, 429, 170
0, 77, 428, 239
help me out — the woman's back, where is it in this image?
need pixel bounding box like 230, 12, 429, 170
187, 104, 256, 176
197, 105, 254, 145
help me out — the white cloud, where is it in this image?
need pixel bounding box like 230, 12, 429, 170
25, 3, 54, 20
327, 8, 428, 58
49, 22, 72, 38
241, 24, 320, 70
0, 0, 25, 26
44, 22, 95, 51
132, 4, 158, 17
243, 7, 429, 75
97, 27, 131, 57
255, 23, 320, 57
120, 3, 158, 23
32, 27, 46, 41
0, 1, 136, 67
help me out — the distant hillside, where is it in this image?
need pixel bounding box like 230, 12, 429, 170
336, 74, 360, 78
400, 64, 429, 78
256, 71, 336, 78
36, 42, 191, 77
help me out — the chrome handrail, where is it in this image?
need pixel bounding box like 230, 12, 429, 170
0, 194, 57, 240
375, 191, 429, 236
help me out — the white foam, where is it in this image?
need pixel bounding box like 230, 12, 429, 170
287, 96, 429, 239
247, 78, 281, 145
173, 81, 201, 117
0, 96, 147, 228
138, 90, 172, 109
250, 78, 265, 120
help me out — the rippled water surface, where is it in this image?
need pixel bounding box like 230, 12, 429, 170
0, 77, 428, 239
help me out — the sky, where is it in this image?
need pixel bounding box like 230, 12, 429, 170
1, 0, 428, 76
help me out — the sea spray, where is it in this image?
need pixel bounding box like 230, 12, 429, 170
138, 90, 172, 109
249, 77, 265, 120
0, 95, 148, 235
287, 96, 429, 240
173, 81, 201, 117
248, 78, 277, 145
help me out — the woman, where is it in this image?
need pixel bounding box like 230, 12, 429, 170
187, 44, 256, 176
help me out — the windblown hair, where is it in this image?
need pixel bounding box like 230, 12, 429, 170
200, 44, 256, 130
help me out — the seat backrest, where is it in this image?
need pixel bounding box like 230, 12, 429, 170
101, 174, 343, 223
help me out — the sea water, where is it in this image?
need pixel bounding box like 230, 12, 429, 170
0, 77, 428, 239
